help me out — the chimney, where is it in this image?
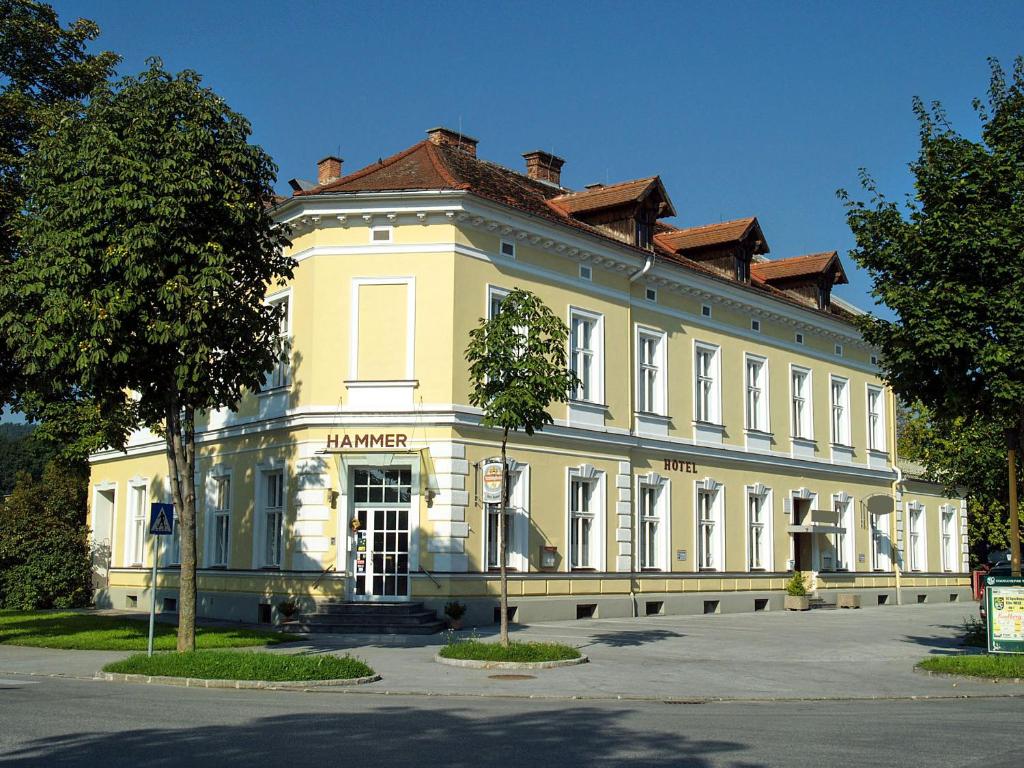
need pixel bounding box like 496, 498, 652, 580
426, 127, 478, 157
317, 155, 343, 186
523, 150, 566, 186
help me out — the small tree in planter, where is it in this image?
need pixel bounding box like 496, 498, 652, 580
277, 600, 300, 623
444, 600, 467, 630
784, 572, 810, 611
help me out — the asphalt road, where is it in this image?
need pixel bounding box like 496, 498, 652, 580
0, 675, 1020, 767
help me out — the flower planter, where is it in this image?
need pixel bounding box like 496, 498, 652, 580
784, 595, 810, 611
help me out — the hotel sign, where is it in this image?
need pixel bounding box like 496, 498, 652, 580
325, 433, 409, 450
663, 458, 699, 474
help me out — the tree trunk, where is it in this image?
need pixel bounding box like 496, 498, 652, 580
499, 426, 510, 647
1009, 425, 1022, 578
165, 404, 198, 652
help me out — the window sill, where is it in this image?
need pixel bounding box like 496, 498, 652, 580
344, 379, 419, 388
692, 420, 724, 431
867, 448, 889, 456
744, 428, 772, 436
257, 385, 290, 397
830, 442, 854, 449
635, 411, 670, 421
791, 436, 816, 445
570, 567, 597, 572
569, 399, 609, 410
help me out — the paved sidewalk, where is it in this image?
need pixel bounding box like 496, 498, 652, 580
2, 602, 1019, 701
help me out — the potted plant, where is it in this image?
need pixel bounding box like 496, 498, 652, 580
444, 600, 467, 630
277, 599, 300, 623
784, 573, 810, 611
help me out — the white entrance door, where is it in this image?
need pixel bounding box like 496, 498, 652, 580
351, 468, 412, 600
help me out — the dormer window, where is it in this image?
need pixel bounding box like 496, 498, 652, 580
736, 255, 750, 283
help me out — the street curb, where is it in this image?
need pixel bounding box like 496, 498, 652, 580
914, 667, 1024, 685
434, 654, 589, 670
97, 671, 382, 689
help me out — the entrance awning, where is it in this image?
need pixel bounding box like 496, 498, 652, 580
787, 524, 847, 535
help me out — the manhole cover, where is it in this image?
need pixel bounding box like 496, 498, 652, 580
488, 674, 536, 681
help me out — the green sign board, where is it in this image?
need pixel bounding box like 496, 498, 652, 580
985, 575, 1024, 654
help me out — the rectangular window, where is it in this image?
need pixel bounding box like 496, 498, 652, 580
908, 506, 924, 572
941, 509, 956, 572
791, 367, 812, 439
486, 504, 511, 570
830, 376, 850, 445
267, 295, 291, 389
867, 386, 885, 451
748, 492, 767, 570
745, 355, 768, 432
500, 240, 516, 258
570, 312, 600, 403
639, 485, 661, 570
579, 264, 592, 281
128, 484, 147, 566
210, 476, 230, 568
645, 287, 657, 302
488, 286, 509, 320
370, 225, 392, 242
834, 497, 850, 571
637, 330, 664, 414
263, 471, 284, 568
569, 478, 596, 569
694, 343, 720, 423
698, 490, 717, 570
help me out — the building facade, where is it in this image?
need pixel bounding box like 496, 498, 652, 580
87, 128, 970, 625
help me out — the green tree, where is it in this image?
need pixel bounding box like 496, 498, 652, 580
465, 288, 579, 646
898, 401, 1012, 566
0, 60, 294, 649
841, 57, 1024, 576
0, 460, 92, 609
0, 0, 119, 404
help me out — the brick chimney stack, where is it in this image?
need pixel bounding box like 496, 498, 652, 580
523, 150, 566, 186
317, 155, 343, 186
426, 127, 478, 157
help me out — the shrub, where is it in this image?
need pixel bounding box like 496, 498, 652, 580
785, 572, 808, 597
444, 600, 466, 620
0, 461, 92, 609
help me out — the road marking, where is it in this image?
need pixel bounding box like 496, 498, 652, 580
0, 678, 39, 686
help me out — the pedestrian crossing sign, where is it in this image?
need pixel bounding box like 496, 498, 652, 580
149, 503, 174, 535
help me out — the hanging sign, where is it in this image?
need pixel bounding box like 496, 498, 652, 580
986, 575, 1024, 654
482, 459, 505, 504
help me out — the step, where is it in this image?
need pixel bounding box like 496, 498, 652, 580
300, 611, 441, 626
315, 601, 427, 616
282, 620, 446, 636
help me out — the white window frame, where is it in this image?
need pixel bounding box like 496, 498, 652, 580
830, 375, 851, 446
487, 284, 510, 321
264, 289, 292, 391
908, 503, 926, 572
695, 479, 724, 571
832, 492, 854, 572
940, 506, 956, 572
568, 308, 604, 404
369, 224, 393, 243
254, 466, 286, 569
349, 276, 416, 381
636, 473, 671, 572
866, 385, 886, 452
566, 465, 605, 571
694, 342, 721, 424
746, 484, 773, 572
206, 469, 232, 568
125, 480, 149, 567
744, 354, 769, 433
636, 326, 667, 416
790, 366, 813, 440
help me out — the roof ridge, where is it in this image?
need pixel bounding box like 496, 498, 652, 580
550, 176, 658, 199
423, 141, 465, 189
670, 216, 756, 234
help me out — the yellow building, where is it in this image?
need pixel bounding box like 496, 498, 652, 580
87, 127, 970, 628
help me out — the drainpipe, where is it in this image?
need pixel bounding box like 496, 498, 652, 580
626, 253, 655, 618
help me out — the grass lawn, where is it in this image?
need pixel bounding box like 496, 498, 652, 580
104, 650, 373, 681
0, 610, 289, 651
918, 654, 1024, 678
439, 639, 580, 663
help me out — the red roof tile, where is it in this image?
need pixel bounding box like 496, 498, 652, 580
751, 251, 848, 284
548, 177, 675, 217
654, 217, 767, 253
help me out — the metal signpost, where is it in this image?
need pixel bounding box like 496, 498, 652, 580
985, 574, 1024, 654
147, 503, 174, 657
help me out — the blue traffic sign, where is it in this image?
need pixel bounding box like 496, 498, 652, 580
149, 503, 174, 535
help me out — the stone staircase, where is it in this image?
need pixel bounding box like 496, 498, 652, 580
282, 600, 446, 635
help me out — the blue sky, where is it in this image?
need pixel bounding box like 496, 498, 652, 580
42, 0, 1024, 313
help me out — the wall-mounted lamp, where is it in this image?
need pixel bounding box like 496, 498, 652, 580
424, 488, 436, 508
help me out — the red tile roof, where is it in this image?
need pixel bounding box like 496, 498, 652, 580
286, 135, 855, 324
751, 251, 848, 284
654, 217, 767, 254
548, 177, 675, 217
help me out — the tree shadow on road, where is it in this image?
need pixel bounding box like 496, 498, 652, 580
1, 699, 760, 768
585, 628, 685, 648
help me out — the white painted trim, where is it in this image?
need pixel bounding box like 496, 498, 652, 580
204, 466, 233, 569
694, 479, 725, 572
349, 276, 416, 381
566, 465, 606, 572
789, 364, 814, 442
744, 484, 774, 572
829, 374, 851, 447
635, 473, 671, 571
693, 339, 722, 425
866, 384, 886, 453
635, 323, 667, 416
743, 352, 770, 434
124, 479, 150, 568
568, 305, 605, 406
